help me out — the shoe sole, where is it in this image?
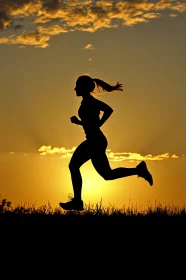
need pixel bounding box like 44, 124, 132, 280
59, 203, 84, 211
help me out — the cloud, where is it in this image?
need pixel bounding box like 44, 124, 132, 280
172, 154, 179, 159
84, 43, 95, 50
1, 0, 41, 17
0, 11, 11, 30
106, 151, 172, 162
0, 0, 186, 47
38, 145, 77, 157
0, 37, 9, 44
38, 145, 180, 162
37, 25, 67, 35
155, 0, 186, 13
0, 29, 50, 48
0, 24, 66, 48
40, 0, 61, 13
143, 12, 161, 19
169, 13, 178, 17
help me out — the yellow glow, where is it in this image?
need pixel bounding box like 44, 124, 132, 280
84, 179, 94, 189
80, 164, 107, 203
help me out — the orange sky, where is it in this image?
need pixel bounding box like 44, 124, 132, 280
0, 0, 186, 209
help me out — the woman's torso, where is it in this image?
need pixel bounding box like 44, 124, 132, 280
78, 95, 108, 149
78, 95, 101, 136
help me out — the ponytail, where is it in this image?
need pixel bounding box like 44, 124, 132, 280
92, 78, 123, 92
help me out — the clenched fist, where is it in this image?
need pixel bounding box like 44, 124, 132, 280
70, 116, 81, 125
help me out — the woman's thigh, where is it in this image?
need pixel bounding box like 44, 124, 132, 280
91, 150, 112, 179
69, 140, 91, 169
89, 133, 111, 178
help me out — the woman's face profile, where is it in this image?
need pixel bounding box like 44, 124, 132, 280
74, 78, 88, 96
74, 81, 83, 96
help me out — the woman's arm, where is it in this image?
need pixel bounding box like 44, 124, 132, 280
95, 99, 113, 127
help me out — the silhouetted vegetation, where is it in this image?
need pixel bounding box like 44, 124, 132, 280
0, 197, 186, 225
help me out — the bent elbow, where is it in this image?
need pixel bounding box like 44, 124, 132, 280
106, 108, 113, 117
103, 107, 113, 116
109, 108, 113, 114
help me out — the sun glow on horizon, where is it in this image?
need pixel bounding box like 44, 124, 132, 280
84, 179, 94, 189
80, 165, 108, 201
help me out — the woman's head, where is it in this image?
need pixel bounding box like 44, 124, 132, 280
74, 75, 95, 96
74, 75, 123, 96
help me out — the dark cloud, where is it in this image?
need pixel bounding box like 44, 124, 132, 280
0, 11, 11, 30
40, 0, 61, 12
13, 24, 24, 30
0, 0, 38, 30
90, 6, 108, 19
0, 0, 34, 14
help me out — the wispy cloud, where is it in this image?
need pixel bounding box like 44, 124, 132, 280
37, 25, 68, 35
0, 24, 67, 48
169, 13, 178, 17
106, 150, 174, 162
84, 43, 95, 50
0, 29, 50, 48
0, 0, 186, 48
172, 154, 179, 159
38, 145, 77, 158
38, 145, 181, 162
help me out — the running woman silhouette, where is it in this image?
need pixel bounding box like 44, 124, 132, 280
59, 75, 153, 211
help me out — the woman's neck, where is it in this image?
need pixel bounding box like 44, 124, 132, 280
82, 93, 91, 100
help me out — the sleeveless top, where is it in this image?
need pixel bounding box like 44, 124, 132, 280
78, 95, 101, 138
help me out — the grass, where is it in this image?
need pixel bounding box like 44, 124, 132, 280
1, 197, 185, 251
0, 197, 186, 225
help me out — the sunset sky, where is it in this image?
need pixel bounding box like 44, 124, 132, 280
0, 0, 186, 209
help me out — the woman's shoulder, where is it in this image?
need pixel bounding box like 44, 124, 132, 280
91, 96, 107, 106
90, 95, 101, 103
85, 95, 98, 104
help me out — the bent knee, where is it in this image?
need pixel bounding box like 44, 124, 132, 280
69, 161, 77, 170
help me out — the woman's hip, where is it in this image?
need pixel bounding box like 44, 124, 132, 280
86, 131, 108, 151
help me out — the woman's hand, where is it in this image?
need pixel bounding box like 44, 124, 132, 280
70, 116, 82, 125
